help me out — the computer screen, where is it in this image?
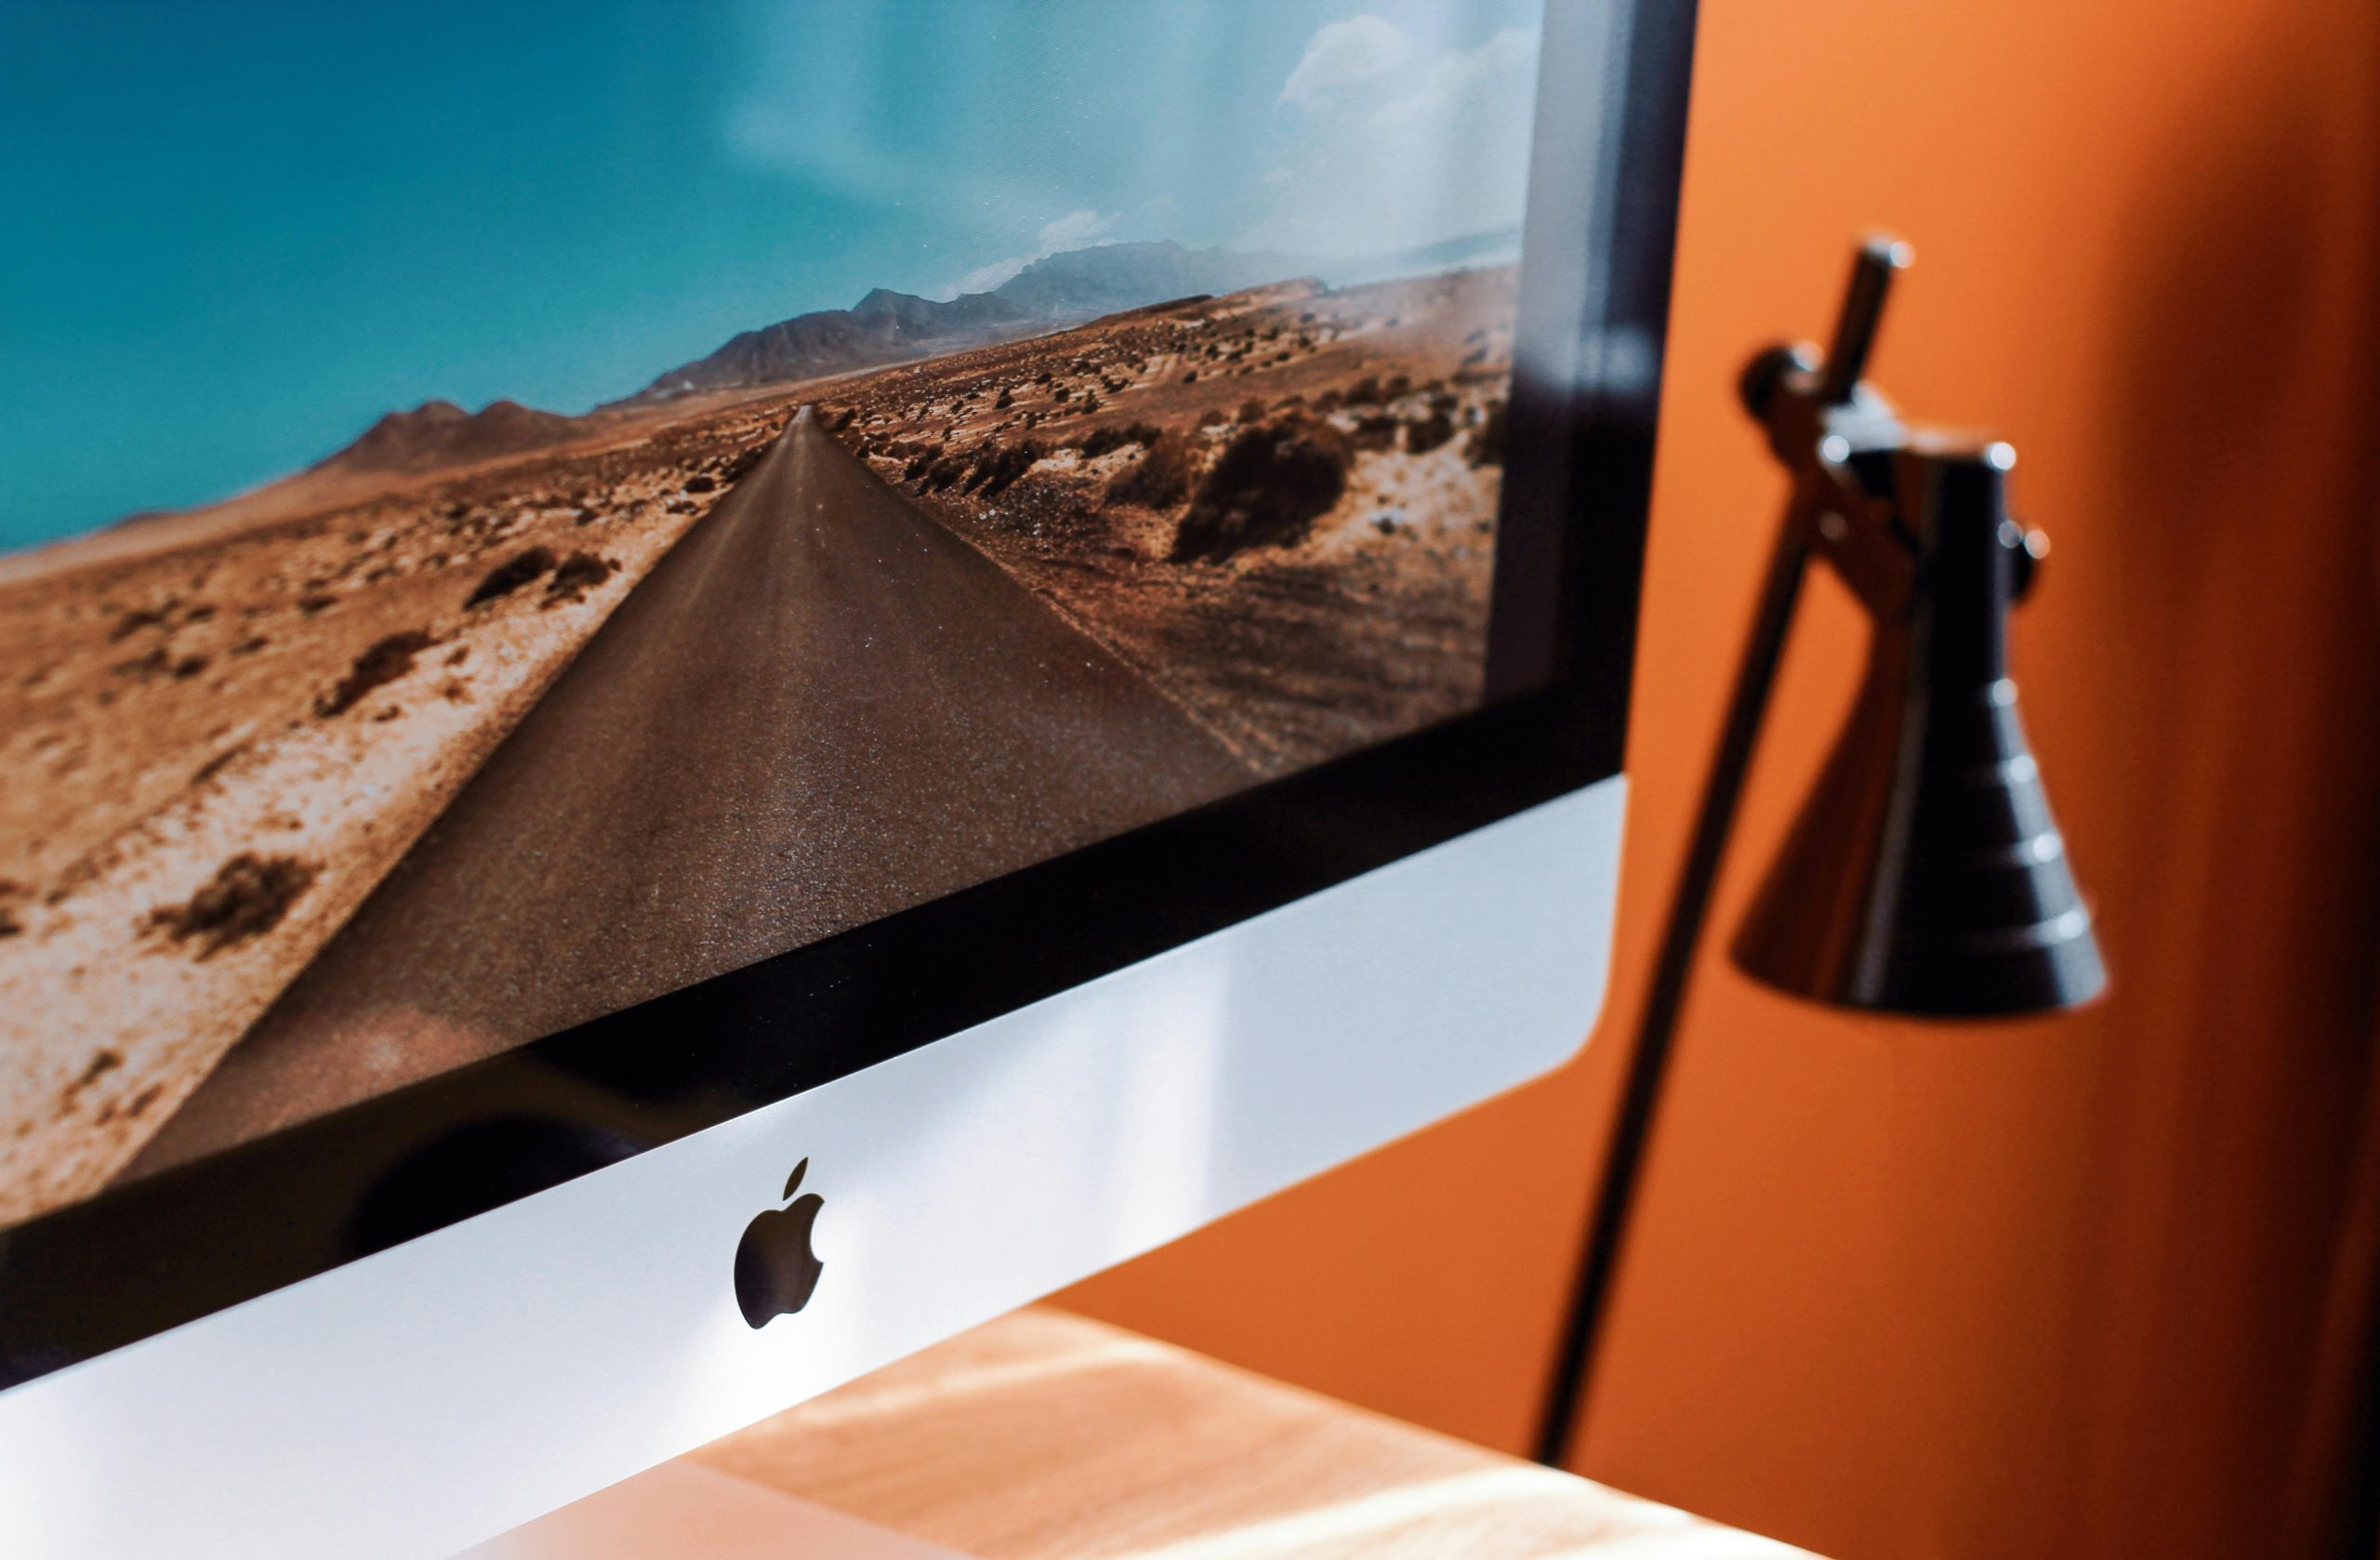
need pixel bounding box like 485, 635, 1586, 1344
0, 4, 1693, 1553
12, 0, 1552, 1221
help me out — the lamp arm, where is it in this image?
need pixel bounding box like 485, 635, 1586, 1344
1530, 500, 1816, 1467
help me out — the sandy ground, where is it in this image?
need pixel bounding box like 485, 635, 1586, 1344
0, 266, 1514, 1227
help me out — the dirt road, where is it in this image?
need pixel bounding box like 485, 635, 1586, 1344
135, 408, 1253, 1170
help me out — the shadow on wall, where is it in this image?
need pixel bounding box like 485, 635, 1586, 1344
2072, 44, 2380, 1560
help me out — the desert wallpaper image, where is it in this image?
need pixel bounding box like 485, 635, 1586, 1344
0, 0, 1545, 1225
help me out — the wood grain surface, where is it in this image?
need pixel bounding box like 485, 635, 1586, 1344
690, 1308, 1816, 1558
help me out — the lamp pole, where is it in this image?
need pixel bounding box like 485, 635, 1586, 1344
1530, 238, 1913, 1469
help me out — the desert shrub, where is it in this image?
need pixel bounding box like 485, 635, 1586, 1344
320, 629, 438, 716
994, 387, 1013, 409
1347, 413, 1399, 452
1195, 407, 1227, 429
1104, 432, 1197, 510
110, 604, 171, 641
542, 551, 616, 606
110, 646, 168, 679
1168, 420, 1350, 563
1051, 385, 1071, 402
1403, 410, 1455, 455
465, 547, 555, 608
922, 454, 971, 492
682, 473, 716, 494
966, 440, 1042, 496
1467, 400, 1507, 468
1236, 398, 1266, 424
1074, 422, 1162, 459
1384, 374, 1412, 399
146, 853, 318, 959
119, 646, 213, 680
1343, 375, 1383, 406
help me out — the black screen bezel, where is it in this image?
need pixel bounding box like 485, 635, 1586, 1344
0, 0, 1698, 1388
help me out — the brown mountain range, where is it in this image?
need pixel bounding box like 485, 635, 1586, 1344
318, 399, 585, 474
615, 241, 1302, 407
303, 241, 1326, 478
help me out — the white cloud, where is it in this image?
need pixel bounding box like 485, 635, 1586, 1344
1368, 26, 1536, 134
1033, 208, 1117, 252
1278, 16, 1409, 111
1244, 24, 1541, 259
945, 208, 1118, 297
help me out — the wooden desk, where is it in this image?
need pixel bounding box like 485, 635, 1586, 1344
690, 1308, 1816, 1558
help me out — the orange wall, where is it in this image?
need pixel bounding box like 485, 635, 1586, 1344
1064, 3, 2380, 1556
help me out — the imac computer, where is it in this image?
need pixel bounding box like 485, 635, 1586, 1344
0, 3, 1695, 1553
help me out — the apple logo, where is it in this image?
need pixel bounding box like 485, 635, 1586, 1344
734, 1157, 826, 1329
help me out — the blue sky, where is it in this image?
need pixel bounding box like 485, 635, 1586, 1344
0, 0, 1541, 549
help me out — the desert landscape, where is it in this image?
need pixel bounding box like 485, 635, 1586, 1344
0, 254, 1516, 1225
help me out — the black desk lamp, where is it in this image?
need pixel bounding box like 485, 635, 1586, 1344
1533, 238, 2107, 1467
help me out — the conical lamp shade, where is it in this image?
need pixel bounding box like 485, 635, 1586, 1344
1732, 442, 2106, 1017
